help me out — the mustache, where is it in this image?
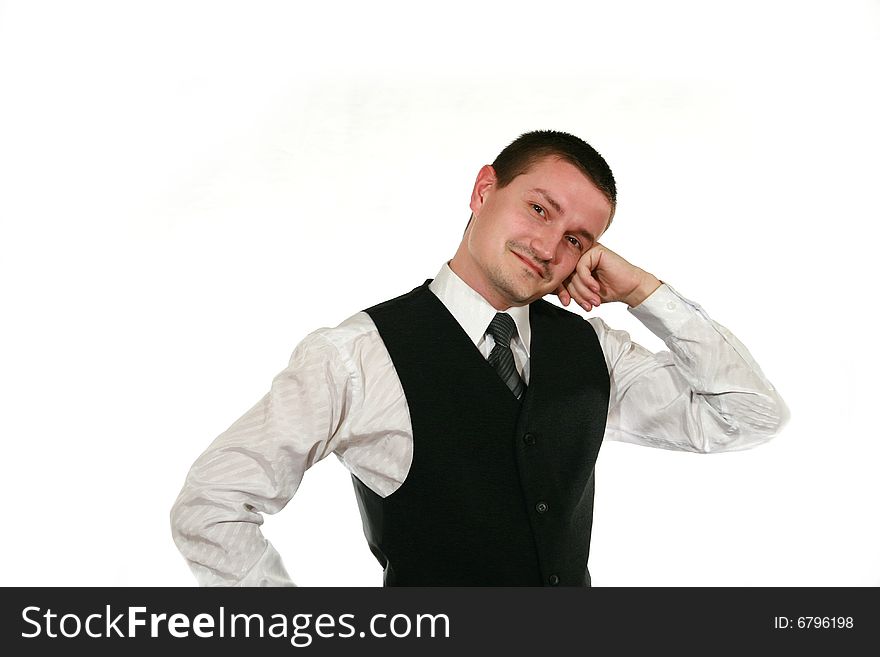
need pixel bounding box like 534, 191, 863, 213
508, 242, 550, 279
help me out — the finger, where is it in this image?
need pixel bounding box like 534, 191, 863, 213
568, 277, 601, 309
577, 274, 602, 304
555, 285, 571, 306
575, 265, 601, 295
564, 280, 583, 304
576, 293, 599, 311
570, 291, 593, 312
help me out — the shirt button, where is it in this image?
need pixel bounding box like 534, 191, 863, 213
666, 301, 677, 310
535, 501, 549, 514
523, 432, 536, 446
548, 574, 560, 586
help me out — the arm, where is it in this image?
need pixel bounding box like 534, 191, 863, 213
557, 244, 790, 452
593, 283, 789, 452
169, 331, 355, 585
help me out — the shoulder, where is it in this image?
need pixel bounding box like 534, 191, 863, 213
530, 300, 633, 370
295, 282, 433, 372
531, 298, 597, 334
364, 280, 433, 316
306, 311, 382, 359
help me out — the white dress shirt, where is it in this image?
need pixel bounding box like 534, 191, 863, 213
170, 263, 790, 586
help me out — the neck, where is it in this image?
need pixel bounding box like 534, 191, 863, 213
448, 250, 513, 312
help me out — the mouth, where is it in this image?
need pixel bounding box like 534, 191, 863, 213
512, 250, 547, 279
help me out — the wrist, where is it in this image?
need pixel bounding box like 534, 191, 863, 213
624, 273, 662, 308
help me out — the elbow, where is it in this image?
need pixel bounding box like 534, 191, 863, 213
772, 394, 792, 436
699, 389, 791, 454
758, 388, 791, 441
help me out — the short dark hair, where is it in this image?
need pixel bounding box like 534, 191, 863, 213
492, 130, 617, 228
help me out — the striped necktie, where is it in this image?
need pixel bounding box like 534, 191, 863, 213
486, 312, 526, 399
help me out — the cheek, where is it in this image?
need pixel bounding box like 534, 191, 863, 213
467, 223, 493, 254
556, 251, 581, 277
559, 245, 581, 270
473, 215, 507, 245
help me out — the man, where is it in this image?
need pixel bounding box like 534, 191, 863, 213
170, 130, 789, 586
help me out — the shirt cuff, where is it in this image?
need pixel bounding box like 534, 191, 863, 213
626, 282, 703, 340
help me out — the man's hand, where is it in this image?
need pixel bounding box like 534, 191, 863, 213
555, 243, 662, 312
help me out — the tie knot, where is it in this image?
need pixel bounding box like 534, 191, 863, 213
487, 312, 517, 347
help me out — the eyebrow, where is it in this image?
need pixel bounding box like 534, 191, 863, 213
532, 188, 563, 215
531, 188, 596, 244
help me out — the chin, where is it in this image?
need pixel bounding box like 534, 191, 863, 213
511, 287, 546, 306
487, 268, 543, 305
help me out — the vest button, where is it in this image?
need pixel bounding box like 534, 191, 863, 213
548, 574, 560, 586
523, 432, 536, 446
535, 501, 549, 514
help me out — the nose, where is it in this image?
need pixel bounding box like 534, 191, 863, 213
529, 226, 563, 263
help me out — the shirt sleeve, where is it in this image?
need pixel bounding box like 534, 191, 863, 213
590, 283, 790, 453
169, 330, 358, 586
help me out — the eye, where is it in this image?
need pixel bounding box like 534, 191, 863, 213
565, 235, 582, 249
531, 203, 546, 217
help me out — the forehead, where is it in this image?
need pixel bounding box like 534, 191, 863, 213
513, 156, 602, 196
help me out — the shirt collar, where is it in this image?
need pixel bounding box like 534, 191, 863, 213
428, 262, 532, 356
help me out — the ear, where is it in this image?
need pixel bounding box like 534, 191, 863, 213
469, 164, 497, 216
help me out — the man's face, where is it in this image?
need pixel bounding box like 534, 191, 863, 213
450, 155, 613, 309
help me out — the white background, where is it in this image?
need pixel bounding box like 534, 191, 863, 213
1, 0, 878, 586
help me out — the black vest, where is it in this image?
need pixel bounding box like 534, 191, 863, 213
352, 281, 609, 586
